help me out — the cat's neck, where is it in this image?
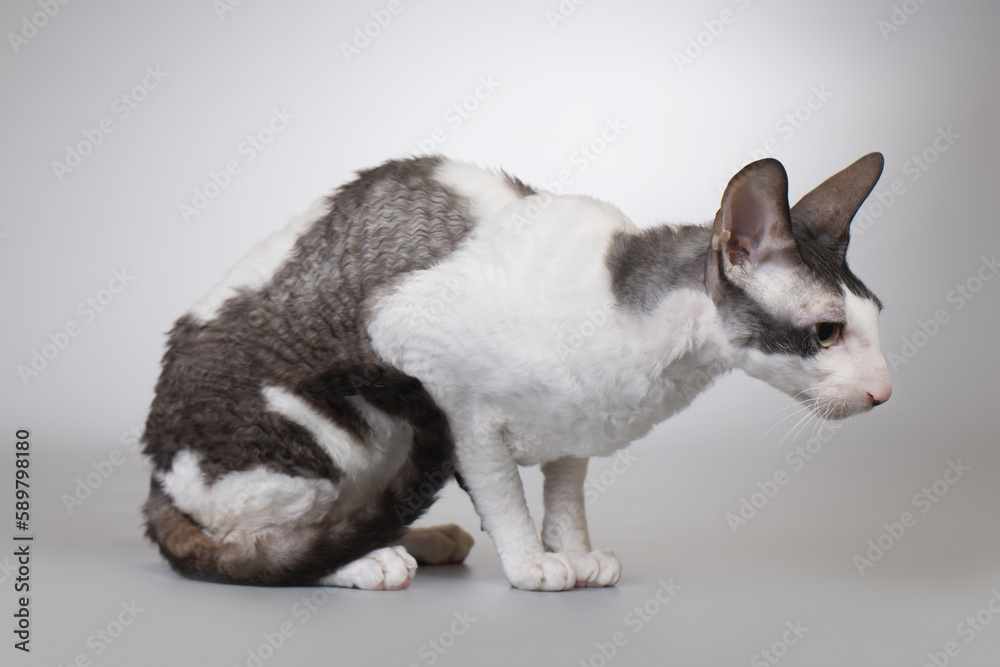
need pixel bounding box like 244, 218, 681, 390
605, 223, 714, 313
604, 223, 740, 394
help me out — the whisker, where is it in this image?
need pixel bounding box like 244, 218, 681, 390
776, 407, 818, 450
785, 413, 816, 447
759, 404, 812, 443
808, 403, 832, 443
764, 394, 817, 420
763, 398, 818, 435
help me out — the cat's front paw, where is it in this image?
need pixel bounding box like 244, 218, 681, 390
564, 549, 621, 587
502, 552, 577, 591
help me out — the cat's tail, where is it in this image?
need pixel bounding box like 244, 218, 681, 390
143, 364, 456, 586
142, 477, 288, 584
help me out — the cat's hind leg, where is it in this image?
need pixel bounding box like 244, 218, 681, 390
396, 524, 474, 565
320, 545, 417, 590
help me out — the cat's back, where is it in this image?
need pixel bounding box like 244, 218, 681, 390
189, 155, 480, 329
143, 155, 537, 471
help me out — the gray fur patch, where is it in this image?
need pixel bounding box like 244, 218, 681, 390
606, 221, 851, 358
606, 211, 880, 359
605, 224, 712, 312
790, 219, 882, 308
143, 156, 479, 481
503, 170, 536, 198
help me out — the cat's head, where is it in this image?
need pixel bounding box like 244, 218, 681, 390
709, 153, 891, 419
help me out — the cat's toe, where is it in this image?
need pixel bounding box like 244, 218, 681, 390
434, 524, 475, 563
321, 546, 417, 590
503, 552, 577, 591
400, 524, 475, 565
566, 549, 621, 587
374, 546, 418, 590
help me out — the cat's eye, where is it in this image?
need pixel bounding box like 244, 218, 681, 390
815, 322, 842, 348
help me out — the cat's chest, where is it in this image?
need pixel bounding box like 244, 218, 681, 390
367, 194, 727, 462
496, 372, 701, 463
495, 306, 725, 462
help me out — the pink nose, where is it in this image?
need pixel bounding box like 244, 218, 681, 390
868, 384, 892, 407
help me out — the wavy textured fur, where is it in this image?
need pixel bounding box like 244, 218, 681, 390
142, 157, 493, 585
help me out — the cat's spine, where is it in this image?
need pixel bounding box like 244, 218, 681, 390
142, 365, 455, 586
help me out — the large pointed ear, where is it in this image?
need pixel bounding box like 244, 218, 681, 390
712, 158, 798, 271
789, 152, 884, 257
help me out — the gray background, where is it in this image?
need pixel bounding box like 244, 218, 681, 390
2, 0, 998, 665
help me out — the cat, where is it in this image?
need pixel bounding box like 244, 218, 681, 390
142, 152, 891, 591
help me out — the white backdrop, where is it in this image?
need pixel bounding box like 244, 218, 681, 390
1, 1, 998, 666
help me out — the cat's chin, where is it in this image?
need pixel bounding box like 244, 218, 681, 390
810, 396, 876, 421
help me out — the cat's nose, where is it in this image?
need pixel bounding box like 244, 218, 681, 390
867, 386, 891, 407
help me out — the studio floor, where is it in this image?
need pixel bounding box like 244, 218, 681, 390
25, 400, 1000, 667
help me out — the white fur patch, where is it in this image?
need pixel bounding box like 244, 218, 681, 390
320, 545, 417, 590
843, 290, 882, 352
158, 449, 336, 540
367, 186, 725, 464
733, 262, 843, 327
262, 385, 414, 517
189, 197, 328, 323
432, 160, 522, 222
742, 288, 891, 418
842, 289, 892, 405
262, 385, 373, 477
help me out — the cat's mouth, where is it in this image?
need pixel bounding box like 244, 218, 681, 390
807, 392, 880, 421
769, 392, 874, 444
820, 400, 863, 421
